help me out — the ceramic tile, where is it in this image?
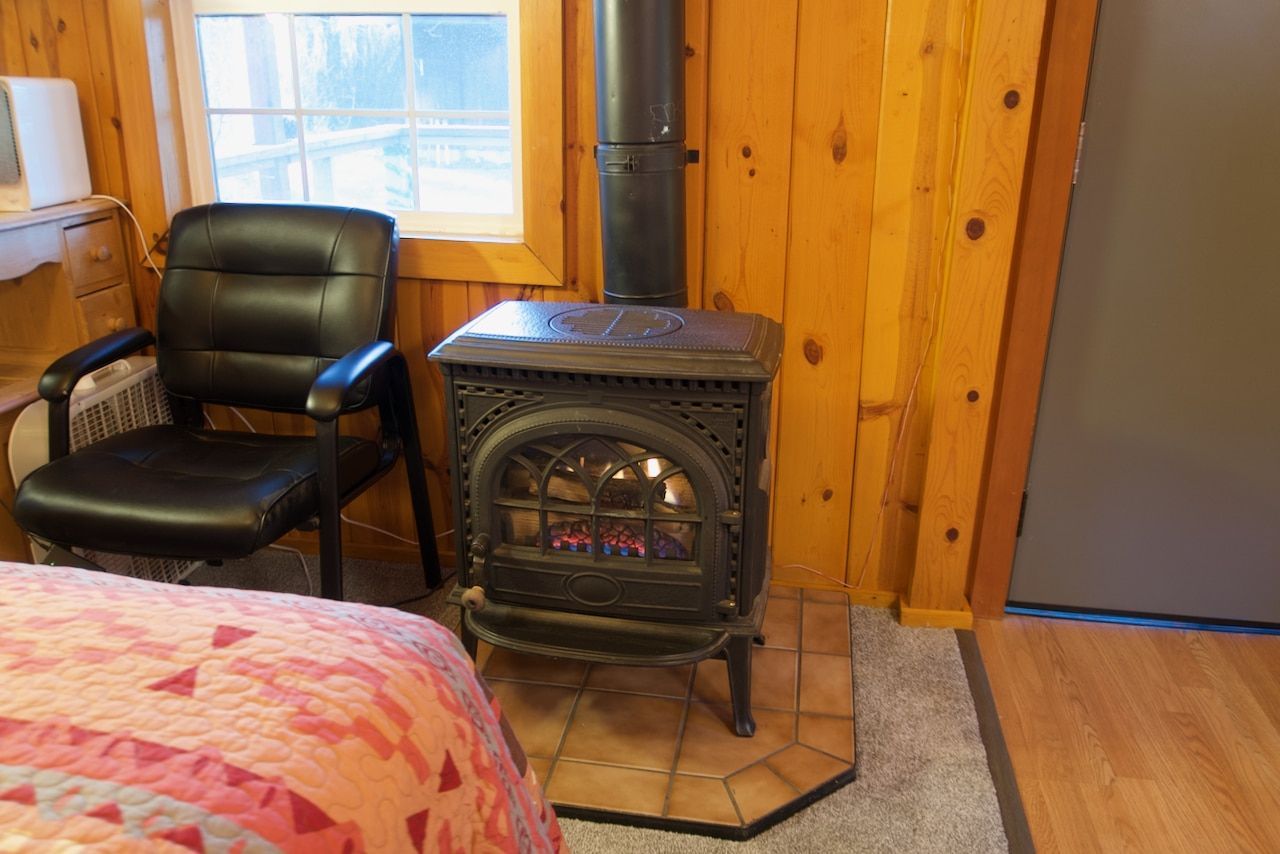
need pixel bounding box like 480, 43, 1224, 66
761, 597, 800, 649
690, 657, 731, 705
765, 743, 850, 791
803, 588, 849, 604
675, 703, 796, 777
799, 652, 854, 717
558, 690, 684, 771
691, 647, 796, 710
801, 601, 852, 656
527, 755, 552, 784
797, 713, 855, 761
476, 641, 494, 671
584, 663, 692, 697
545, 761, 669, 816
726, 763, 799, 823
666, 775, 740, 825
768, 584, 800, 600
487, 681, 577, 757
484, 646, 587, 686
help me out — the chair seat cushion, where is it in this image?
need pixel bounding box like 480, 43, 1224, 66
14, 426, 383, 559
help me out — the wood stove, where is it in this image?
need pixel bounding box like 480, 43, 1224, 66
431, 301, 782, 735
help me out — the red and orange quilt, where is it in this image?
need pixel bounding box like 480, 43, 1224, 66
0, 562, 563, 852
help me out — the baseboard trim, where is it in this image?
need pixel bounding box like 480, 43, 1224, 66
898, 602, 974, 629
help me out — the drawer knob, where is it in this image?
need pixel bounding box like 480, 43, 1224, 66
107, 316, 125, 332
92, 245, 113, 262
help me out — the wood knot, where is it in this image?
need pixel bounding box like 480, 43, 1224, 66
831, 127, 848, 164
28, 32, 38, 49
822, 488, 834, 502
945, 527, 960, 543
965, 217, 986, 240
111, 116, 122, 129
748, 168, 756, 177
1003, 89, 1021, 109
922, 40, 935, 55
57, 18, 67, 32
966, 389, 980, 402
741, 145, 752, 158
684, 44, 695, 58
803, 337, 823, 365
712, 291, 736, 312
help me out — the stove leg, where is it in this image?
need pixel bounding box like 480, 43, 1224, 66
460, 611, 479, 660
753, 633, 766, 645
726, 634, 757, 737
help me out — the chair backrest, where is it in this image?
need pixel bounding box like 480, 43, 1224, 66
156, 203, 398, 413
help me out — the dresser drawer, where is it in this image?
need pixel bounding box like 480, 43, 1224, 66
75, 283, 136, 341
65, 216, 127, 291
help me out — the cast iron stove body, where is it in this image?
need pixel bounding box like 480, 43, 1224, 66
431, 301, 782, 735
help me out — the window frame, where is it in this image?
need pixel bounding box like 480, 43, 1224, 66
169, 0, 565, 285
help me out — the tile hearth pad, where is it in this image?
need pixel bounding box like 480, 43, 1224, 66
479, 587, 856, 838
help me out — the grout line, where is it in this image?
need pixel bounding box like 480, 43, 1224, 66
543, 659, 593, 789
723, 774, 747, 826
660, 662, 699, 817
549, 756, 680, 776
793, 595, 804, 739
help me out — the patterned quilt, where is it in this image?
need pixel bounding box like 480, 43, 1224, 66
0, 563, 563, 852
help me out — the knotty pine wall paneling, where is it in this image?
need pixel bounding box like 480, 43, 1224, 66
9, 0, 1054, 625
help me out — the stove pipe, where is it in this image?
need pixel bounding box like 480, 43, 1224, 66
594, 0, 687, 307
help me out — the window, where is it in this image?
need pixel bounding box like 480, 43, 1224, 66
170, 0, 565, 284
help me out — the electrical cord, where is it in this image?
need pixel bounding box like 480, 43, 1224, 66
267, 543, 315, 596
224, 406, 454, 547
84, 194, 163, 277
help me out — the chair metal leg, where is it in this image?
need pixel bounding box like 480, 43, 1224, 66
391, 356, 442, 590
316, 419, 344, 600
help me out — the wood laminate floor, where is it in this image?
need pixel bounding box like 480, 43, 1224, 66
976, 615, 1280, 853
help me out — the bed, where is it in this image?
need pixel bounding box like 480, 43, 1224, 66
0, 562, 563, 852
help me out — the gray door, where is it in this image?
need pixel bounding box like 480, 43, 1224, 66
1008, 0, 1280, 623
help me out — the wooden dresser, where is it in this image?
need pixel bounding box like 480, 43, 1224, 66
0, 199, 138, 561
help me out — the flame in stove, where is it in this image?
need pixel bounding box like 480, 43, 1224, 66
645, 457, 662, 479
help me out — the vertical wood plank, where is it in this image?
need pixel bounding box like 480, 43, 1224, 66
769, 0, 887, 586
847, 0, 973, 595
682, 0, 709, 309
104, 0, 174, 330
81, 0, 130, 196
904, 0, 1050, 623
564, 0, 601, 301
0, 0, 28, 74
700, 0, 798, 319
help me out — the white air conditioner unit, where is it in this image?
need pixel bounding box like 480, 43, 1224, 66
0, 76, 92, 211
8, 356, 202, 584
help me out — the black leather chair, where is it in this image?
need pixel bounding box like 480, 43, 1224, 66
13, 203, 441, 600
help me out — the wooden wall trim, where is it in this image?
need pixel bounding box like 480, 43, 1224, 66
969, 0, 1101, 618
903, 0, 1050, 627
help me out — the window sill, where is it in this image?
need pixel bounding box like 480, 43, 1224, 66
399, 232, 563, 285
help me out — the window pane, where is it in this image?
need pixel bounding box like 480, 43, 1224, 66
411, 15, 509, 112
304, 115, 412, 210
294, 15, 406, 111
418, 118, 514, 213
196, 15, 294, 109
208, 114, 303, 202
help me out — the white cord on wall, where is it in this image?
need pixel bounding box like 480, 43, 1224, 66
84, 194, 163, 277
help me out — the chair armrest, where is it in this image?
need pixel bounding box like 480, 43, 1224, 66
306, 340, 396, 422
38, 327, 156, 403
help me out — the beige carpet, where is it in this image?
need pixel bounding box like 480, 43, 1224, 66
188, 553, 1014, 852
